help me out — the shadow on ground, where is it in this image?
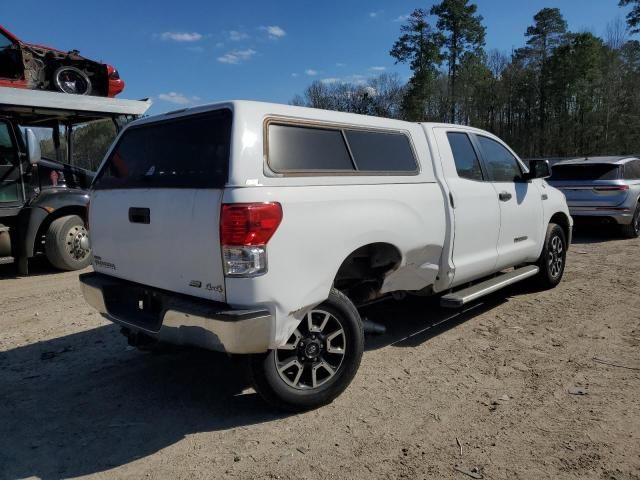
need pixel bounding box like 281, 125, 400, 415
570, 223, 628, 244
0, 278, 536, 479
0, 256, 62, 280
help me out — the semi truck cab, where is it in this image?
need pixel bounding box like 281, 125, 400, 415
0, 86, 150, 274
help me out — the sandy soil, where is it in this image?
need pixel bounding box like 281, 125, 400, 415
1, 229, 639, 480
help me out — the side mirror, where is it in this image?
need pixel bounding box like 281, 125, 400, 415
524, 159, 551, 180
25, 128, 41, 165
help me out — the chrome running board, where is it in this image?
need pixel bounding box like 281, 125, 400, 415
440, 265, 540, 308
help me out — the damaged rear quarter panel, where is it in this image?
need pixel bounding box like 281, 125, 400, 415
223, 183, 447, 348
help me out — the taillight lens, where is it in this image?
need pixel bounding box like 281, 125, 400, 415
220, 203, 282, 277
594, 185, 629, 192
109, 69, 120, 80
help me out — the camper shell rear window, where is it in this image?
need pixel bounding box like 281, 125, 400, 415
93, 109, 232, 189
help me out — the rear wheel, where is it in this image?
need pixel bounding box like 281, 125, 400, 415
45, 215, 91, 271
620, 204, 640, 239
249, 288, 364, 411
53, 66, 92, 95
534, 223, 567, 289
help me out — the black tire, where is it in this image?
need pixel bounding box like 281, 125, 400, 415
534, 223, 567, 289
52, 66, 92, 95
249, 288, 364, 412
45, 215, 91, 271
620, 204, 640, 239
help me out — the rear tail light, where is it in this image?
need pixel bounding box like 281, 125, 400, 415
220, 202, 282, 277
593, 185, 629, 192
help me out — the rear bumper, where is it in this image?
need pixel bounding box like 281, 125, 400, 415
568, 206, 634, 225
79, 272, 272, 354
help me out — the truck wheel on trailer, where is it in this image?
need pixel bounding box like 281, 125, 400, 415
45, 215, 91, 271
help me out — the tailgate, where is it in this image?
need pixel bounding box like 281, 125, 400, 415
89, 108, 232, 302
90, 188, 226, 301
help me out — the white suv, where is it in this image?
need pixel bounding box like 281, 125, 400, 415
81, 101, 572, 410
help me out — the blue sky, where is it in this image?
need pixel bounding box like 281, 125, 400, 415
3, 0, 633, 114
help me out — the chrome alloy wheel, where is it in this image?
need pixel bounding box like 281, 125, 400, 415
66, 224, 90, 261
275, 309, 347, 390
548, 234, 564, 279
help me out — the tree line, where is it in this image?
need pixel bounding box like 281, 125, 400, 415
293, 0, 640, 158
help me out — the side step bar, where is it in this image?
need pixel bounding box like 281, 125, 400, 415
440, 265, 539, 308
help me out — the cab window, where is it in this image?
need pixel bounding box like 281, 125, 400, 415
476, 135, 523, 182
446, 132, 484, 181
0, 32, 13, 49
0, 122, 17, 166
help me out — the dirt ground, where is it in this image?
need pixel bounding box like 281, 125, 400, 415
1, 228, 639, 480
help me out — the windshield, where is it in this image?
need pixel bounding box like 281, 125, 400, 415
92, 109, 232, 190
549, 164, 620, 181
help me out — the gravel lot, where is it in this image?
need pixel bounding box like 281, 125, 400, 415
1, 229, 639, 480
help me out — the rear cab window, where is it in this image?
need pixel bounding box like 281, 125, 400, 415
550, 164, 621, 181
446, 132, 483, 181
93, 109, 232, 189
266, 122, 418, 175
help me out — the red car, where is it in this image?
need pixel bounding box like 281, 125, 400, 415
0, 25, 125, 97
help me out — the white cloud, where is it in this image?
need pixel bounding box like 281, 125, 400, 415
229, 30, 249, 41
336, 62, 346, 67
157, 92, 201, 105
217, 48, 257, 64
291, 73, 298, 77
160, 31, 203, 42
261, 25, 286, 39
370, 66, 386, 71
215, 42, 224, 48
369, 12, 378, 18
321, 77, 341, 84
393, 14, 410, 22
305, 69, 318, 76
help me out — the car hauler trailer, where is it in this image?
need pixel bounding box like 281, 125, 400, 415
0, 86, 150, 274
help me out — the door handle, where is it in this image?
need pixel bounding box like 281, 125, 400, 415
129, 207, 150, 224
498, 191, 512, 202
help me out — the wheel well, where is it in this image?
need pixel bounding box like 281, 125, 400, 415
34, 206, 86, 255
333, 243, 402, 304
550, 212, 571, 247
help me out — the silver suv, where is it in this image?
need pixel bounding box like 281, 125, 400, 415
547, 156, 640, 238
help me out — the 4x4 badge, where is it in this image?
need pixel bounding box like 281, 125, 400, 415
206, 283, 224, 293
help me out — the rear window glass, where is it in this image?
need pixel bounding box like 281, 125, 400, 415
550, 164, 620, 181
268, 123, 417, 174
93, 109, 232, 189
268, 124, 354, 172
344, 130, 417, 172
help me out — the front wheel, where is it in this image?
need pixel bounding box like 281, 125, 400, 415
52, 66, 92, 95
534, 223, 567, 289
45, 215, 92, 271
248, 288, 364, 411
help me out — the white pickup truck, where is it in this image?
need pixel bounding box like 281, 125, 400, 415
80, 101, 572, 410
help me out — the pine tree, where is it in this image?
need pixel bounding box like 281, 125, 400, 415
430, 0, 486, 123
